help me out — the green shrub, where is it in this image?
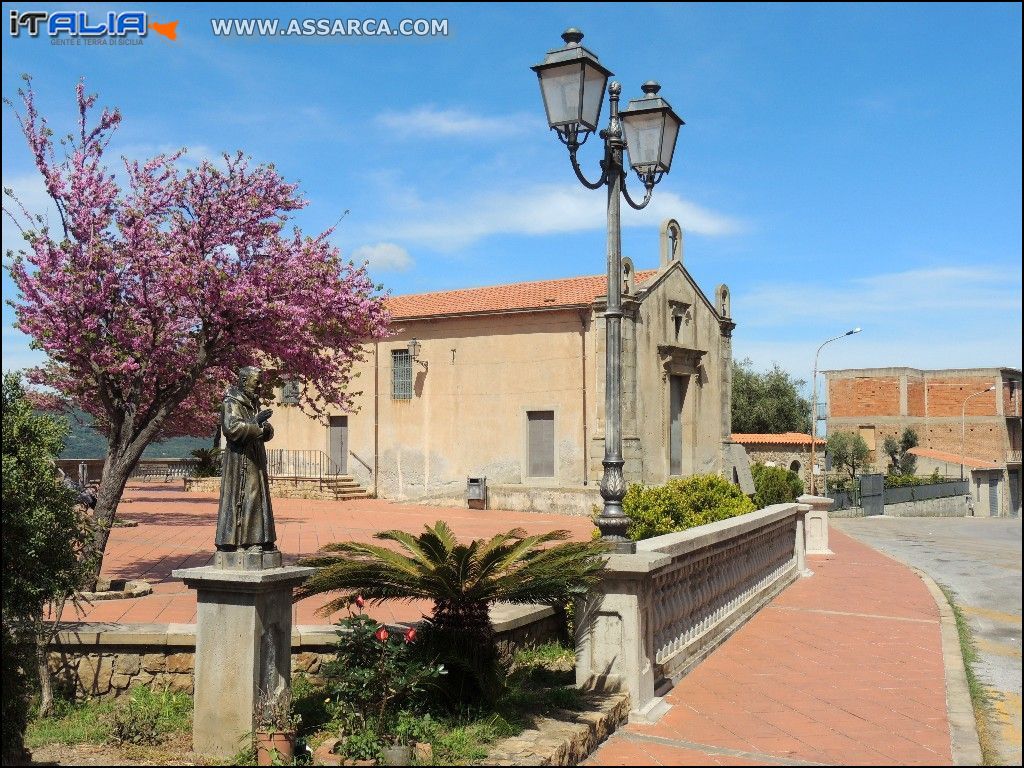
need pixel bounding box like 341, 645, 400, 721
110, 698, 160, 746
2, 627, 32, 762
3, 373, 95, 759
109, 686, 192, 746
623, 474, 755, 541
319, 609, 445, 732
189, 447, 223, 478
299, 522, 608, 707
884, 470, 950, 488
750, 463, 803, 508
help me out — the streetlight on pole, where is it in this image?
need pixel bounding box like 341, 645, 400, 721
961, 386, 995, 480
532, 29, 684, 553
809, 327, 861, 495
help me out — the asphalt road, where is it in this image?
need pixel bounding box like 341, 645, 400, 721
833, 516, 1022, 766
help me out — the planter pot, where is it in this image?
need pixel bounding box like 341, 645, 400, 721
256, 729, 296, 766
381, 744, 412, 765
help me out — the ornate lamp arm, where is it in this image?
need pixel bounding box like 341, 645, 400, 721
569, 148, 607, 190
620, 170, 655, 209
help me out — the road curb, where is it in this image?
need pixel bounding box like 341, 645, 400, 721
911, 566, 984, 766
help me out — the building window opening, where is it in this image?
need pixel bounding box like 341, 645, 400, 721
527, 411, 555, 477
392, 349, 412, 400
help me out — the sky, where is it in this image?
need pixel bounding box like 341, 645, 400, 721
2, 3, 1021, 399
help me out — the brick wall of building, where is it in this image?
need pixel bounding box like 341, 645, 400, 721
907, 382, 926, 417
923, 377, 998, 417
829, 377, 900, 418
824, 367, 1022, 517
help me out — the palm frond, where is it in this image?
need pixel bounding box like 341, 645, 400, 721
297, 520, 609, 614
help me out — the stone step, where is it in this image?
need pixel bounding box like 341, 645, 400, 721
268, 474, 370, 500
332, 488, 370, 498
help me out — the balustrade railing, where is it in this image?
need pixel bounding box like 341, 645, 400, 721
266, 449, 345, 486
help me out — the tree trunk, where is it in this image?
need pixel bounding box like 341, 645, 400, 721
86, 446, 147, 589
34, 595, 67, 718
35, 630, 55, 718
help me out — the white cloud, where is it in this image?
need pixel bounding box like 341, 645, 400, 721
731, 265, 1023, 380
734, 333, 1022, 391
376, 183, 742, 251
737, 266, 1021, 328
350, 242, 413, 272
375, 106, 534, 139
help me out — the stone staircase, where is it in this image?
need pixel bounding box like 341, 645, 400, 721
321, 475, 371, 500
268, 475, 371, 501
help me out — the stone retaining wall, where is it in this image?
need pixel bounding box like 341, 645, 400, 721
827, 494, 968, 518
47, 604, 561, 701
184, 477, 359, 501
410, 484, 601, 517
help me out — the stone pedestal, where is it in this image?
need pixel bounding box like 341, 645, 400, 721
797, 494, 834, 555
172, 564, 315, 759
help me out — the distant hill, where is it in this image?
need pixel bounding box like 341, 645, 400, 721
58, 410, 211, 459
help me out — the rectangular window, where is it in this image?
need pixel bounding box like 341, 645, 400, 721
527, 411, 555, 478
858, 425, 876, 451
392, 349, 412, 400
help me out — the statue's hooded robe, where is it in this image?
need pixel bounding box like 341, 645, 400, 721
215, 385, 276, 549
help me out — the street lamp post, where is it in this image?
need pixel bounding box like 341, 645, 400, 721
961, 386, 995, 480
532, 29, 684, 553
809, 328, 861, 495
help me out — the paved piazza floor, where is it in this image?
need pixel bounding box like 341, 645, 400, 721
67, 482, 594, 626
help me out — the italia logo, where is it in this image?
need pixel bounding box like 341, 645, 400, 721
9, 10, 178, 40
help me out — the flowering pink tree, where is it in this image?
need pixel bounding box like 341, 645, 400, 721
4, 78, 391, 580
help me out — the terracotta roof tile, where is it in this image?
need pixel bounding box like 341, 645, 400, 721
386, 271, 658, 320
908, 446, 1002, 470
731, 432, 824, 446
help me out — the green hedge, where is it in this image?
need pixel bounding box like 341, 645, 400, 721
622, 474, 755, 541
884, 469, 945, 488
750, 463, 803, 508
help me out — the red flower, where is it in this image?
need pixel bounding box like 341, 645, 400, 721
354, 595, 365, 608
374, 625, 389, 642
404, 627, 417, 644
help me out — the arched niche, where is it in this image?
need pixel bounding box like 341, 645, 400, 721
660, 218, 683, 267
622, 256, 636, 295
716, 284, 731, 319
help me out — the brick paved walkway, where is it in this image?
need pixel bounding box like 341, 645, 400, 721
585, 530, 954, 766
65, 482, 593, 626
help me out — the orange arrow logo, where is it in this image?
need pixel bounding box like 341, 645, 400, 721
150, 20, 178, 41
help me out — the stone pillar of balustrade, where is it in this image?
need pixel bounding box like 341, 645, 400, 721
575, 551, 670, 722
797, 493, 834, 555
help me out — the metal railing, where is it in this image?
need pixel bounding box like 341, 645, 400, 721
349, 450, 373, 475
1008, 450, 1022, 464
266, 449, 346, 486
129, 459, 199, 481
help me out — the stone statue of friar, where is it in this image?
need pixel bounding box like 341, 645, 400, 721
215, 366, 277, 554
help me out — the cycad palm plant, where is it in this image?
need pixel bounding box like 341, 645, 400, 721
297, 521, 608, 703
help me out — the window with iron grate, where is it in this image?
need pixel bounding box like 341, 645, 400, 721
392, 349, 412, 400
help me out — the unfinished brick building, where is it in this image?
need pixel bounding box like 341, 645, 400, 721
825, 366, 1022, 517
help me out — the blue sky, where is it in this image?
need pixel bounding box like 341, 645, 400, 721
2, 3, 1021, 395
